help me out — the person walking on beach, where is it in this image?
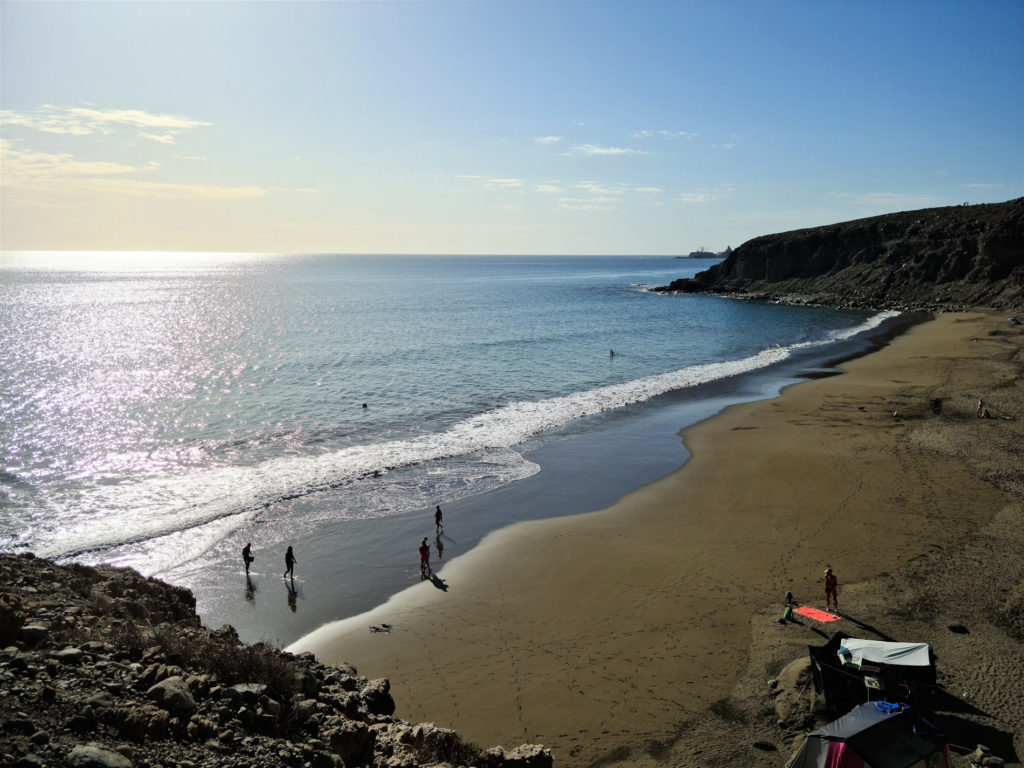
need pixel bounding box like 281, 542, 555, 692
283, 546, 297, 580
824, 567, 838, 613
434, 505, 443, 533
419, 537, 431, 579
242, 542, 254, 575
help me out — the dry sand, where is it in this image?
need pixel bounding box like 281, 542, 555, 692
291, 312, 1024, 767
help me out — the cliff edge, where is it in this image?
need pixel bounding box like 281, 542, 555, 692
0, 554, 552, 768
654, 198, 1024, 310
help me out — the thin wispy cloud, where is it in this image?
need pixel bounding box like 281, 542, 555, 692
558, 195, 619, 211
962, 182, 1003, 189
534, 184, 564, 194
632, 129, 698, 140
534, 136, 562, 144
1, 142, 150, 179
634, 186, 663, 194
84, 179, 267, 199
677, 183, 735, 204
1, 142, 266, 200
140, 133, 176, 144
678, 192, 718, 203
570, 144, 647, 156
712, 142, 736, 150
484, 178, 525, 190
1, 105, 210, 143
576, 181, 626, 195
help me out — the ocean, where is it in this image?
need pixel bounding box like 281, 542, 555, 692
1, 252, 899, 643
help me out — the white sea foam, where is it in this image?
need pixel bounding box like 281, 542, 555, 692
23, 311, 898, 569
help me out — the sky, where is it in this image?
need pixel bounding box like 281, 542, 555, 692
1, 1, 1022, 255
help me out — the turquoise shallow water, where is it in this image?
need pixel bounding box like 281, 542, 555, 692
1, 252, 894, 633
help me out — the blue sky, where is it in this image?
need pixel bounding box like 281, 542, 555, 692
2, 1, 1021, 254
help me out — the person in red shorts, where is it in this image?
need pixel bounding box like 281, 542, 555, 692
824, 566, 838, 613
419, 537, 431, 579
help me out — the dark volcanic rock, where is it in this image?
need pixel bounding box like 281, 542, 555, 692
654, 198, 1024, 310
0, 553, 552, 768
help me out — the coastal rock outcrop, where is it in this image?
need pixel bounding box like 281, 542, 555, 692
654, 197, 1024, 310
0, 553, 553, 768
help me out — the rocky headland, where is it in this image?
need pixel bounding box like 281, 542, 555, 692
654, 198, 1024, 310
0, 553, 551, 768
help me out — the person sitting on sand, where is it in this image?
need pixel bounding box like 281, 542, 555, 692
824, 567, 838, 613
419, 537, 431, 579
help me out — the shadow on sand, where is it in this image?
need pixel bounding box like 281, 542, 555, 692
428, 573, 449, 592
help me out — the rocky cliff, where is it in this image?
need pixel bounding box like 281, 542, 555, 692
654, 198, 1024, 310
0, 554, 551, 768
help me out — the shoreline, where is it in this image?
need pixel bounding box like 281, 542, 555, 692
289, 311, 1024, 766
178, 311, 910, 648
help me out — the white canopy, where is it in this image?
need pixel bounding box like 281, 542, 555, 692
838, 638, 932, 668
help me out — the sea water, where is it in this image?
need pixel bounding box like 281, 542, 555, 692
1, 252, 894, 632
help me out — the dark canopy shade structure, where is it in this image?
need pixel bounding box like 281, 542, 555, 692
808, 633, 937, 717
786, 702, 950, 768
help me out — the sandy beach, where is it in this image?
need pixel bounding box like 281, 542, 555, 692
290, 312, 1024, 767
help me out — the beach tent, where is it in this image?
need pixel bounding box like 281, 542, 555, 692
808, 633, 936, 717
786, 702, 951, 768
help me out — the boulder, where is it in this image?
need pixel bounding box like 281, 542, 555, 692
361, 678, 396, 716
66, 742, 134, 768
55, 646, 85, 665
145, 675, 196, 712
18, 624, 49, 646
485, 744, 554, 768
326, 719, 377, 765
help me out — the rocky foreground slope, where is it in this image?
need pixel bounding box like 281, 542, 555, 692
654, 198, 1024, 310
0, 553, 551, 768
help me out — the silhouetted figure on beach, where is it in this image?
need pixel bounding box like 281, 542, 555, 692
242, 542, 254, 575
435, 505, 443, 532
435, 533, 444, 560
284, 546, 297, 580
824, 567, 838, 613
286, 580, 297, 612
419, 537, 431, 580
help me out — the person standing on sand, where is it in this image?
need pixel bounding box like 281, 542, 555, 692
283, 546, 297, 580
435, 505, 443, 533
419, 537, 431, 579
824, 567, 838, 612
242, 542, 254, 575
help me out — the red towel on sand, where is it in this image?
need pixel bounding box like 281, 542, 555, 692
795, 606, 840, 622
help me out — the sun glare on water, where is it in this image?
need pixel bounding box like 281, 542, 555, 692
0, 250, 274, 273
